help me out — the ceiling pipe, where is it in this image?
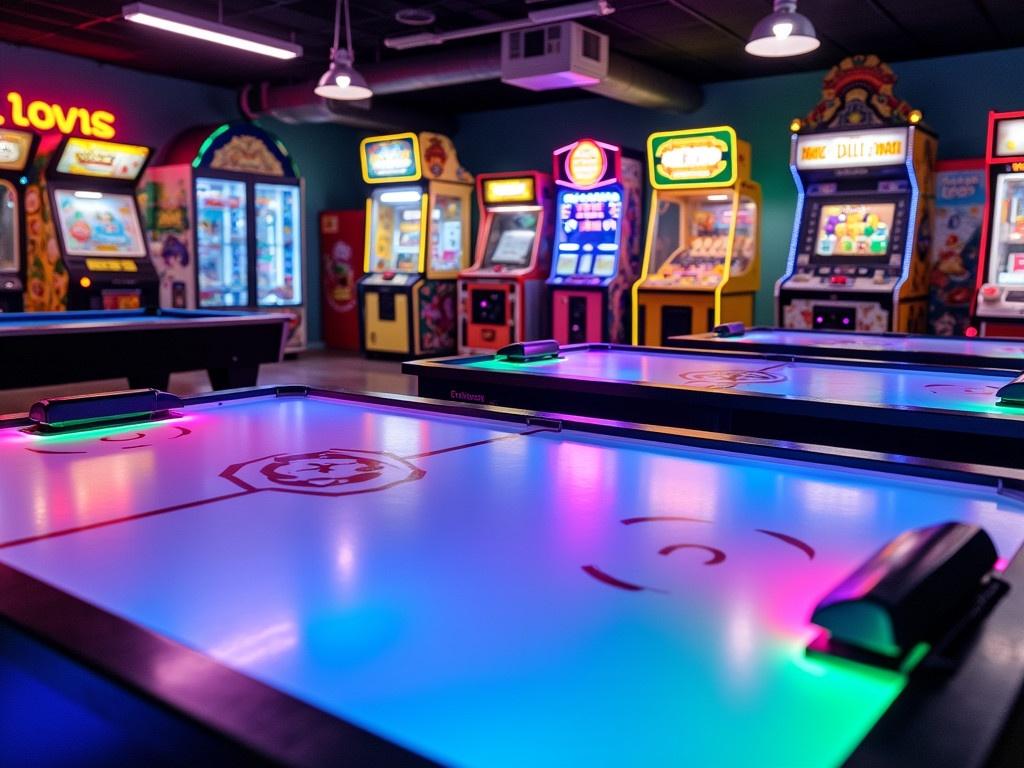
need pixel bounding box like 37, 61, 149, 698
239, 82, 456, 134
241, 42, 702, 127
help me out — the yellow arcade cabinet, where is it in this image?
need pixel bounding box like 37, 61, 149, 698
633, 126, 761, 345
358, 132, 473, 357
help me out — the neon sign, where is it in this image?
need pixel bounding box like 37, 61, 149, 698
0, 92, 116, 139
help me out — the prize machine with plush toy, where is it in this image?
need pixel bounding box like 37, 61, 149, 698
0, 128, 39, 312
142, 122, 306, 351
458, 172, 553, 353
776, 56, 937, 333
547, 138, 643, 344
972, 112, 1024, 337
632, 127, 760, 345
358, 132, 473, 357
26, 136, 158, 312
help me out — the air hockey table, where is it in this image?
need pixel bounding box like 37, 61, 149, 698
404, 342, 1024, 468
668, 325, 1024, 372
1, 387, 1023, 767
0, 308, 290, 391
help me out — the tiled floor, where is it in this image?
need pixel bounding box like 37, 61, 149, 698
0, 350, 416, 417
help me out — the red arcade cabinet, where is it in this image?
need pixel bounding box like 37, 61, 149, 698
973, 111, 1024, 337
547, 138, 643, 344
458, 172, 553, 353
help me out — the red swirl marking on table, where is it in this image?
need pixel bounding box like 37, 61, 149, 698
658, 543, 726, 565
25, 448, 88, 455
402, 427, 556, 460
169, 426, 192, 439
621, 516, 711, 525
756, 529, 815, 559
581, 565, 666, 594
100, 432, 147, 442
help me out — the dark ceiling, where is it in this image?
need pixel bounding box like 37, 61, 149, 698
2, 0, 1022, 112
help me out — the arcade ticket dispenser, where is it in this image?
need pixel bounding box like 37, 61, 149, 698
39, 137, 158, 310
633, 127, 760, 344
459, 172, 553, 353
143, 122, 307, 351
973, 112, 1024, 337
0, 128, 39, 312
358, 132, 473, 357
777, 56, 936, 333
548, 138, 643, 344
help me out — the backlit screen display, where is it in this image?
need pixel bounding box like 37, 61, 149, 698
554, 186, 622, 277
814, 203, 895, 260
53, 189, 147, 258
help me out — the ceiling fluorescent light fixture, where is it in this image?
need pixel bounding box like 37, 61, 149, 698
385, 1, 613, 51
745, 0, 819, 58
122, 3, 301, 59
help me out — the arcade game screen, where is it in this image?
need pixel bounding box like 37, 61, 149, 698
483, 211, 538, 268
370, 187, 423, 273
814, 203, 894, 259
53, 189, 146, 258
554, 187, 622, 277
0, 183, 15, 271
988, 172, 1024, 285
429, 194, 464, 272
647, 194, 756, 286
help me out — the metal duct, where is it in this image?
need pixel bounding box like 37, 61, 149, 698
242, 43, 701, 126
239, 82, 456, 134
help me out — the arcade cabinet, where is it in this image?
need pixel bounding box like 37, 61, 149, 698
459, 172, 553, 353
143, 122, 307, 351
633, 127, 760, 344
26, 137, 158, 311
0, 128, 38, 312
776, 55, 937, 333
358, 132, 473, 357
548, 138, 643, 344
973, 111, 1024, 337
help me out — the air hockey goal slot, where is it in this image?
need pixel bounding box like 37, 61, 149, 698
28, 389, 183, 433
997, 372, 1024, 407
496, 339, 561, 363
807, 522, 1007, 672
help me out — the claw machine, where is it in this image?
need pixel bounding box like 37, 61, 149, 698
142, 122, 306, 351
357, 132, 473, 357
0, 128, 39, 311
633, 126, 761, 344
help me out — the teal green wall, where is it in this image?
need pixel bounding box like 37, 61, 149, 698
453, 46, 1024, 325
254, 119, 365, 343
4, 40, 1024, 337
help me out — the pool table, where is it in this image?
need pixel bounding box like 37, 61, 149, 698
0, 308, 290, 391
668, 325, 1024, 371
403, 342, 1024, 468
1, 386, 1023, 766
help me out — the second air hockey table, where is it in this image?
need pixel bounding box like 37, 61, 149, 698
668, 325, 1024, 372
1, 386, 1024, 766
404, 342, 1024, 468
